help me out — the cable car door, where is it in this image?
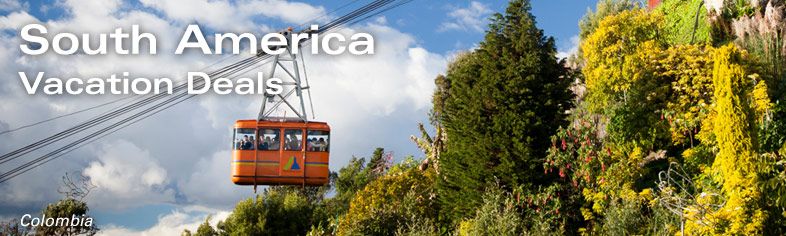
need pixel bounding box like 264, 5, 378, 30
280, 129, 305, 180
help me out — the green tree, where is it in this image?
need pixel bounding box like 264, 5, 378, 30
181, 148, 387, 236
337, 167, 437, 235
578, 0, 638, 41
455, 184, 523, 236
182, 215, 218, 236
366, 147, 386, 174
212, 188, 325, 236
0, 218, 32, 236
436, 0, 574, 221
654, 0, 711, 45
34, 199, 98, 236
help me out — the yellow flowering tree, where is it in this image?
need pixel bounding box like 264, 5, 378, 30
336, 166, 437, 235
684, 44, 767, 235
581, 8, 664, 112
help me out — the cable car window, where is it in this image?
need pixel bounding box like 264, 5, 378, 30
307, 130, 330, 152
233, 128, 256, 150
258, 129, 280, 150
284, 129, 303, 151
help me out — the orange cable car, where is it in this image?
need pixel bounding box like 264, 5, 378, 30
231, 27, 329, 190
231, 120, 330, 186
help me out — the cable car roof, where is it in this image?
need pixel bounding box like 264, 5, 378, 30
234, 120, 329, 130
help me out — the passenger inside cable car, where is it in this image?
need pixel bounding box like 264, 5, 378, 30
231, 120, 331, 186
258, 129, 280, 150
284, 130, 302, 151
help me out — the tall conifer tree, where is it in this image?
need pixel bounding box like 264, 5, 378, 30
436, 0, 574, 220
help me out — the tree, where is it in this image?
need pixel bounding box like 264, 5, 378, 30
581, 8, 664, 112
654, 0, 711, 45
210, 188, 326, 236
337, 167, 437, 235
181, 148, 388, 236
578, 0, 638, 40
410, 123, 446, 174
689, 44, 766, 235
435, 0, 574, 221
181, 215, 218, 236
0, 219, 32, 236
26, 172, 99, 236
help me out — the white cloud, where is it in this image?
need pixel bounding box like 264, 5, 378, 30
83, 140, 176, 210
0, 11, 36, 29
139, 0, 325, 32
557, 35, 580, 60
98, 209, 231, 236
439, 1, 492, 33
0, 0, 445, 229
0, 0, 24, 11
179, 150, 249, 207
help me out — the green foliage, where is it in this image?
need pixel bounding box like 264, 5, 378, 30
0, 218, 32, 236
366, 147, 385, 172
600, 198, 645, 235
0, 199, 98, 236
212, 188, 327, 236
757, 151, 786, 235
760, 101, 786, 153
337, 168, 437, 235
182, 2, 786, 235
182, 149, 424, 236
182, 215, 218, 236
578, 0, 638, 40
393, 217, 440, 236
436, 0, 574, 221
35, 199, 98, 236
655, 0, 711, 45
333, 149, 385, 212
625, 44, 715, 146
455, 186, 523, 236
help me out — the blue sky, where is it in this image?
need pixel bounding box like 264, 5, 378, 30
13, 0, 599, 55
0, 0, 614, 233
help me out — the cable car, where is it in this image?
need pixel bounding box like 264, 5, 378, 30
230, 27, 329, 190
231, 120, 330, 186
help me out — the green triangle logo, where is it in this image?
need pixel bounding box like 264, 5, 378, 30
284, 156, 301, 170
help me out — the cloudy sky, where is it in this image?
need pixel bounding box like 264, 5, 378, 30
0, 0, 602, 234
